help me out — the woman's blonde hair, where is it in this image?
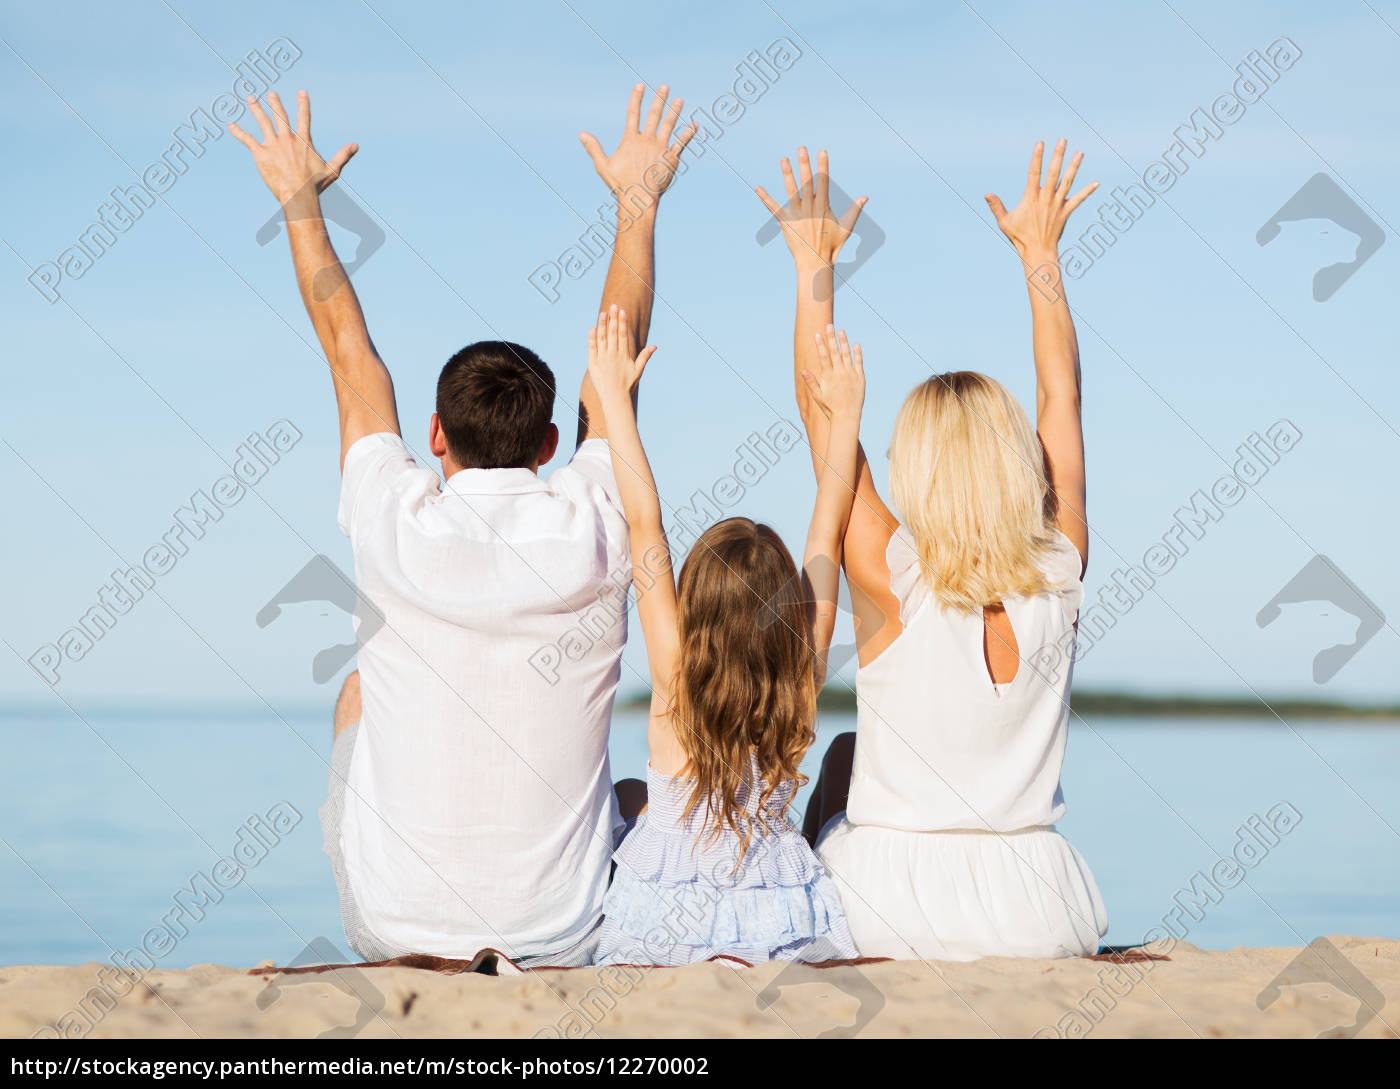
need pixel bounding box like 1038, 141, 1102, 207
889, 372, 1058, 613
670, 517, 815, 856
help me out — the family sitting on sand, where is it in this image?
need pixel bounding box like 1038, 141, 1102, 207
230, 84, 1108, 968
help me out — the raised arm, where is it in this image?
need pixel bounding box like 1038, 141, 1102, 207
576, 84, 696, 445
756, 148, 900, 665
985, 140, 1098, 571
799, 327, 865, 688
229, 91, 399, 471
585, 306, 686, 774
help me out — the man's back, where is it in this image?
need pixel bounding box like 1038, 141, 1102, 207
227, 83, 693, 964
337, 432, 630, 959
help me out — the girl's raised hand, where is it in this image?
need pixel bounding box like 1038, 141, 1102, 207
985, 140, 1098, 260
802, 325, 864, 421
586, 305, 657, 401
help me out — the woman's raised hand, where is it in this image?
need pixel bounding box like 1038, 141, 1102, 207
756, 147, 868, 270
985, 140, 1098, 261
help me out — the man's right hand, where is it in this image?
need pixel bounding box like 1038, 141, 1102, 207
580, 83, 697, 211
229, 89, 357, 206
756, 147, 867, 271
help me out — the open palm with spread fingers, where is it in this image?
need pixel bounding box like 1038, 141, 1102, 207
229, 90, 398, 470
803, 326, 865, 422
755, 147, 868, 270
580, 83, 697, 206
985, 139, 1098, 260
228, 90, 357, 205
987, 140, 1096, 571
587, 306, 657, 402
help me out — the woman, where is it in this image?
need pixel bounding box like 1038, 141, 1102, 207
755, 140, 1108, 960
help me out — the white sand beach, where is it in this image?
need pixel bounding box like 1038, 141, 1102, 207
4, 937, 1395, 1039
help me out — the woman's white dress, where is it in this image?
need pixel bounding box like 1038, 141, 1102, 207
815, 527, 1108, 961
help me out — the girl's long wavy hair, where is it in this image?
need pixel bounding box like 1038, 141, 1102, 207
669, 517, 816, 857
889, 372, 1059, 613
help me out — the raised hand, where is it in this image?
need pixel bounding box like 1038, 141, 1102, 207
755, 147, 868, 269
580, 83, 697, 208
985, 139, 1098, 261
802, 325, 865, 421
228, 90, 357, 205
587, 305, 657, 402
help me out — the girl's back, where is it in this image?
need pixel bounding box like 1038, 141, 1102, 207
597, 763, 855, 966
583, 312, 866, 967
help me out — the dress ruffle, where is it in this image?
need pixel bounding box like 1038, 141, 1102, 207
600, 867, 852, 950
611, 811, 822, 889
594, 766, 858, 965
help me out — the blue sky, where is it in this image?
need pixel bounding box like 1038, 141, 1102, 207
2, 0, 1397, 714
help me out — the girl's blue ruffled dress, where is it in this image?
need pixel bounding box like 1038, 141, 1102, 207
594, 765, 858, 965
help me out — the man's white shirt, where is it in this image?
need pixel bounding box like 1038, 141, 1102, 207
336, 432, 630, 959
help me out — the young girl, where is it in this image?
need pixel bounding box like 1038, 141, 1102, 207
586, 305, 860, 966
757, 141, 1108, 961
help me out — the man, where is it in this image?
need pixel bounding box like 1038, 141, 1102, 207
230, 84, 695, 966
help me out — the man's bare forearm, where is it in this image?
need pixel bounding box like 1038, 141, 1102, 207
283, 193, 389, 389
576, 84, 695, 446
283, 193, 399, 454
283, 189, 365, 359
602, 205, 657, 345
579, 207, 656, 444
230, 90, 399, 464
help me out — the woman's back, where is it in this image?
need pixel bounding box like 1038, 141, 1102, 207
772, 137, 1109, 961
815, 525, 1106, 961
847, 526, 1085, 834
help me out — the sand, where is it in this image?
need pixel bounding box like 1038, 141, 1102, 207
3, 936, 1396, 1039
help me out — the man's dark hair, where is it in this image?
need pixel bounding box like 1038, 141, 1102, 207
435, 341, 556, 469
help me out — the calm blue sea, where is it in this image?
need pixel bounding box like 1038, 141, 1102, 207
2, 707, 1397, 969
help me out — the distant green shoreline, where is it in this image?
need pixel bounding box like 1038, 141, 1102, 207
615, 688, 1400, 720
4, 690, 1396, 722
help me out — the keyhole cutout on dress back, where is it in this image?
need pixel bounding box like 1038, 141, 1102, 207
982, 603, 1020, 686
